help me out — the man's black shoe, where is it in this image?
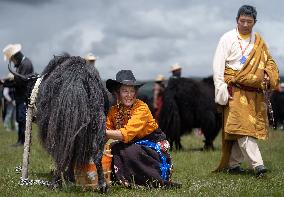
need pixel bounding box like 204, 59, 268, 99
227, 166, 245, 174
255, 165, 267, 177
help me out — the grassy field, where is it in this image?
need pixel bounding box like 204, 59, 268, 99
0, 124, 284, 197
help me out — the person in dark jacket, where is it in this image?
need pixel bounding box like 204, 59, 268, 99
3, 44, 34, 146
2, 73, 16, 131
170, 63, 182, 79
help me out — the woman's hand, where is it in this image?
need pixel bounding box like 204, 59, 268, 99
106, 129, 124, 141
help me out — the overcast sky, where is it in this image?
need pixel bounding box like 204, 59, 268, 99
0, 0, 283, 80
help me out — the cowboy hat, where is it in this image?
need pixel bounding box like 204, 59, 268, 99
3, 44, 22, 61
155, 74, 166, 82
170, 63, 182, 72
84, 53, 96, 61
106, 70, 144, 93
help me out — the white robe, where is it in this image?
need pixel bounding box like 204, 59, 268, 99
213, 29, 255, 105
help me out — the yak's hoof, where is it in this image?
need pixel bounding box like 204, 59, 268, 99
48, 178, 62, 190
48, 182, 61, 190
98, 183, 109, 193
203, 144, 215, 151
64, 173, 75, 183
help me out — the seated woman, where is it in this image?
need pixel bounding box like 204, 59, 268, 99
105, 70, 181, 188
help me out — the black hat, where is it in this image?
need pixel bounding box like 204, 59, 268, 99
106, 70, 144, 93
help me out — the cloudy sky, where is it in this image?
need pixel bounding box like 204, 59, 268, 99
0, 0, 283, 80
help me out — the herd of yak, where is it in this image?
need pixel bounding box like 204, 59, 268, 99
9, 54, 283, 191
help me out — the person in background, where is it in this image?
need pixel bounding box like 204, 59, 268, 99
167, 63, 182, 91
170, 63, 182, 79
153, 74, 166, 120
105, 70, 181, 188
213, 5, 279, 176
3, 44, 34, 146
279, 83, 284, 92
83, 53, 97, 67
3, 73, 16, 131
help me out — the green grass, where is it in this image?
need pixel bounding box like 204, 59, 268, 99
0, 124, 284, 197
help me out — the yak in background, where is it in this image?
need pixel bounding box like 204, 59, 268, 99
34, 54, 109, 192
158, 76, 222, 150
271, 88, 284, 130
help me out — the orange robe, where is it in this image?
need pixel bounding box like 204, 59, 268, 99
106, 99, 158, 143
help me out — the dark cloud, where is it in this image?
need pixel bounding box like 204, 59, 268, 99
0, 0, 53, 5
90, 38, 119, 57
0, 0, 283, 80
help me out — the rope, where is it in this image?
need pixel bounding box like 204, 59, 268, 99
15, 165, 50, 187
28, 76, 43, 108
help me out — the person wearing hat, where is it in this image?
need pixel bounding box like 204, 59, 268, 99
170, 63, 182, 78
2, 44, 34, 146
2, 73, 16, 132
105, 70, 181, 188
83, 52, 96, 67
166, 63, 182, 96
153, 74, 166, 120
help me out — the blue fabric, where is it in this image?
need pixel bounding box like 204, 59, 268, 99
135, 140, 170, 181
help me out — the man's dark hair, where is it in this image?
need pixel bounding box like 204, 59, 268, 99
237, 5, 257, 22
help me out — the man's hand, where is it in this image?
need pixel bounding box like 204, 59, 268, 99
227, 86, 233, 100
264, 72, 270, 81
263, 72, 270, 89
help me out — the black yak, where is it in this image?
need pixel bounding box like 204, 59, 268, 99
159, 76, 222, 150
32, 54, 109, 191
271, 89, 284, 130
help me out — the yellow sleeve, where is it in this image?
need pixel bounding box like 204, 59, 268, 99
119, 104, 149, 143
265, 52, 280, 90
106, 107, 115, 130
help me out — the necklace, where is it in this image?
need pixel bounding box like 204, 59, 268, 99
236, 28, 252, 64
115, 103, 132, 129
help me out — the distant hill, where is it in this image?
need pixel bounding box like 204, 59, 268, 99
138, 81, 154, 98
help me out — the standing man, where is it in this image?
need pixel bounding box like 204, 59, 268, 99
170, 63, 182, 79
3, 73, 16, 132
167, 63, 182, 91
3, 44, 34, 146
83, 52, 97, 67
153, 74, 166, 120
213, 5, 279, 176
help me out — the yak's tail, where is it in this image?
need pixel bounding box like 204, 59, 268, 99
36, 56, 106, 173
159, 91, 181, 147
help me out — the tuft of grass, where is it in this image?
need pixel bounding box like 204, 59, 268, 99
0, 124, 284, 196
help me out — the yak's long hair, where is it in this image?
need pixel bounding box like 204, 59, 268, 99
36, 54, 107, 174
159, 77, 221, 150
